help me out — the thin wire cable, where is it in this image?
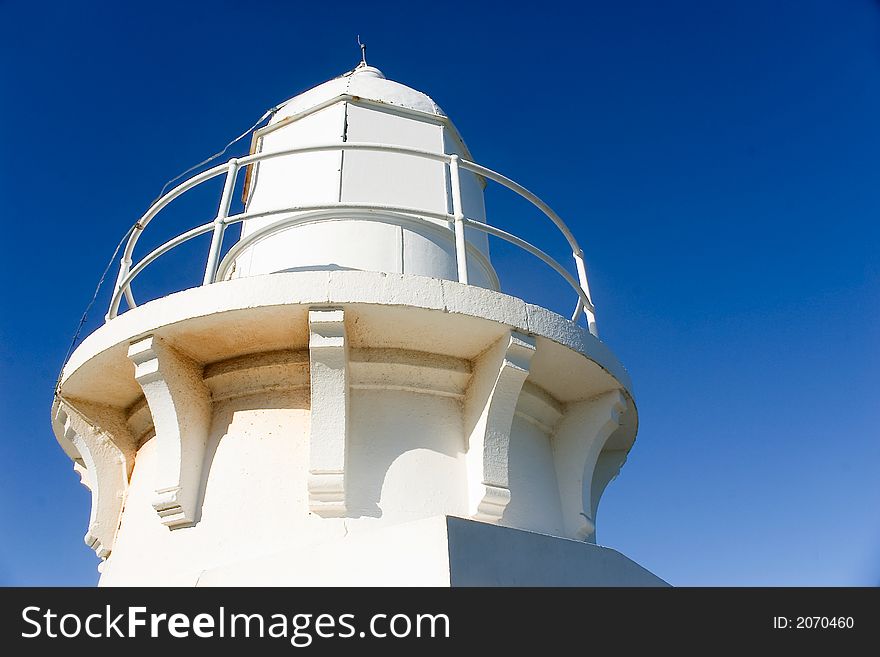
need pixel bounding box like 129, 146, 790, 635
151, 107, 276, 206
55, 106, 278, 399
53, 223, 136, 398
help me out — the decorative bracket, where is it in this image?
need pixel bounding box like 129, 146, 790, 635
53, 401, 133, 559
128, 335, 212, 528
464, 331, 536, 522
552, 390, 626, 540
589, 448, 630, 538
307, 308, 349, 517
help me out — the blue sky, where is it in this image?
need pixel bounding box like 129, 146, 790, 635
1, 0, 878, 586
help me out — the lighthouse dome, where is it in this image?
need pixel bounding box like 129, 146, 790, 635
272, 65, 446, 121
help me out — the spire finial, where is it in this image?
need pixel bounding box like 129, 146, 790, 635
357, 35, 367, 67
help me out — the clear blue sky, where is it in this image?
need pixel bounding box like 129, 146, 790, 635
1, 0, 878, 586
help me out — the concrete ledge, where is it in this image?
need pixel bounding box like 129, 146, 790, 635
446, 517, 667, 587
62, 271, 632, 396
194, 515, 666, 587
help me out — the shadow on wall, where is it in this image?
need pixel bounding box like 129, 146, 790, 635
195, 389, 310, 527
195, 387, 467, 524
346, 389, 467, 519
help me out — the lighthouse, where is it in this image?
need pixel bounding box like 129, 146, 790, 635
50, 61, 664, 586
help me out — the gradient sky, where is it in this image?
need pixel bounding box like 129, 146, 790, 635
1, 0, 878, 586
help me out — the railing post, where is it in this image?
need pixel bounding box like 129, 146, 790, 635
106, 258, 130, 321
203, 159, 239, 285
573, 249, 598, 337
121, 257, 137, 310
449, 154, 469, 285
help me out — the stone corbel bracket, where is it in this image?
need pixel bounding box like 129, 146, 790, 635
308, 308, 349, 517
52, 401, 134, 559
589, 448, 630, 535
464, 331, 536, 522
552, 389, 627, 541
128, 335, 212, 528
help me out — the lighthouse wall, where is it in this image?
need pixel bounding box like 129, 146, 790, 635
100, 384, 471, 586
98, 380, 623, 586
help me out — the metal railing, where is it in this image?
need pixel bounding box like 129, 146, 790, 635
106, 143, 599, 336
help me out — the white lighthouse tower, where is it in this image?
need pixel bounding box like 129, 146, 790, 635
51, 61, 664, 586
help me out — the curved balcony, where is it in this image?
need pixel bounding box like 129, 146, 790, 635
106, 143, 599, 336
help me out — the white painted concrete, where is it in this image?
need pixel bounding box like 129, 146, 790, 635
444, 517, 667, 587
51, 270, 641, 585
60, 271, 632, 401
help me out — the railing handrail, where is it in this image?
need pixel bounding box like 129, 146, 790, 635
107, 142, 599, 335
120, 143, 587, 269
